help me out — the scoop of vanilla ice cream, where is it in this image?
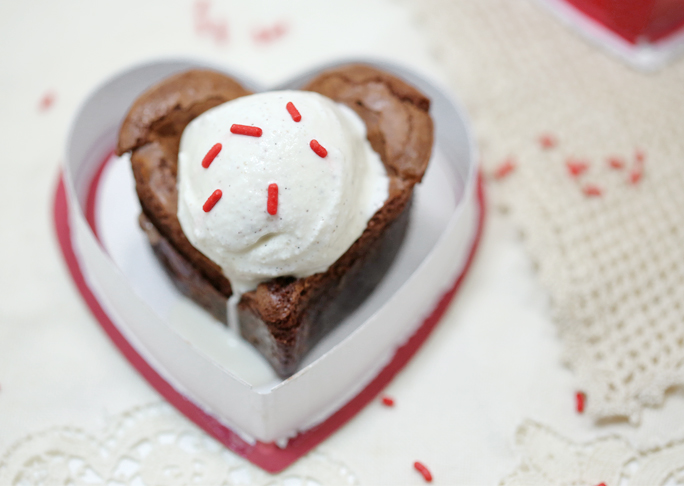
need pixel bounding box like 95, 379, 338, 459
177, 90, 389, 293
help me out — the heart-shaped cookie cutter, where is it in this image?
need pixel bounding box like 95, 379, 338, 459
55, 58, 483, 472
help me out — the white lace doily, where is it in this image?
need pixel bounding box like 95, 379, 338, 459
502, 420, 684, 486
412, 0, 684, 422
0, 403, 358, 486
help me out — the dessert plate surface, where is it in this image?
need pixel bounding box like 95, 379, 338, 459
54, 59, 483, 472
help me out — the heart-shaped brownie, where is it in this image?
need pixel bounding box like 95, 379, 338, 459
116, 65, 433, 377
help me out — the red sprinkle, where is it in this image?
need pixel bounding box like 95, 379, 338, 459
202, 143, 222, 168
566, 159, 589, 177
203, 189, 223, 212
231, 124, 263, 137
414, 462, 433, 482
583, 185, 602, 197
310, 139, 328, 158
539, 133, 557, 149
252, 21, 288, 44
493, 158, 516, 179
38, 91, 56, 111
381, 396, 395, 407
630, 149, 645, 184
194, 0, 228, 44
267, 183, 278, 215
595, 483, 607, 486
607, 156, 625, 169
286, 101, 301, 122
576, 391, 586, 413
635, 149, 646, 163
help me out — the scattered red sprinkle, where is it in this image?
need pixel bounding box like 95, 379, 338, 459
203, 189, 223, 212
231, 124, 262, 137
38, 91, 56, 111
267, 183, 278, 215
582, 185, 602, 197
252, 21, 288, 44
286, 102, 301, 122
310, 139, 328, 158
539, 133, 557, 149
493, 158, 516, 179
414, 462, 433, 482
566, 159, 589, 177
635, 148, 646, 163
202, 143, 222, 168
607, 156, 625, 169
595, 483, 607, 486
194, 0, 228, 44
576, 391, 586, 413
629, 149, 645, 184
381, 396, 395, 407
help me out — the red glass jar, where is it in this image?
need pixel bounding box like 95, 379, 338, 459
565, 0, 684, 43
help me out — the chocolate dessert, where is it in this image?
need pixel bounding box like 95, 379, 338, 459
117, 65, 433, 377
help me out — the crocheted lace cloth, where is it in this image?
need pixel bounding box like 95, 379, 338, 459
0, 403, 359, 486
501, 420, 684, 486
4, 403, 684, 486
412, 0, 684, 423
